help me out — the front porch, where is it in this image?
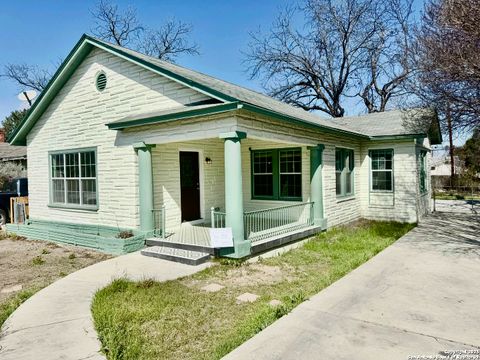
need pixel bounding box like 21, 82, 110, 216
135, 131, 327, 261
144, 201, 321, 261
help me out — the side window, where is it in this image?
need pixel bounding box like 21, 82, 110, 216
370, 149, 394, 192
335, 148, 354, 197
419, 150, 427, 193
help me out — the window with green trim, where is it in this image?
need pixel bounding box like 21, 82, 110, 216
419, 150, 427, 193
50, 150, 97, 207
251, 148, 302, 200
335, 148, 354, 197
370, 149, 394, 191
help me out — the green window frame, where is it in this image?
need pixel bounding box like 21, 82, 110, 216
335, 148, 354, 198
251, 148, 302, 201
419, 150, 427, 193
370, 149, 394, 192
49, 148, 98, 210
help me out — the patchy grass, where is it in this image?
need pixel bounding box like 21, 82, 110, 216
0, 288, 38, 326
0, 236, 111, 328
92, 220, 414, 360
31, 256, 46, 266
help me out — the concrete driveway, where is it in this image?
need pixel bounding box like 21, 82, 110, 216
434, 199, 479, 214
225, 212, 480, 359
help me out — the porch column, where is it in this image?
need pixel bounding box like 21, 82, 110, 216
219, 131, 250, 258
309, 144, 327, 229
134, 142, 155, 233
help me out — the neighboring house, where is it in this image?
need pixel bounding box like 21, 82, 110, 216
0, 128, 27, 168
6, 34, 441, 261
431, 155, 463, 177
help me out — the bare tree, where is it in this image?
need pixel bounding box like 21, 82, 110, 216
414, 0, 480, 133
91, 0, 199, 61
1, 64, 51, 92
357, 0, 416, 113
245, 0, 381, 118
138, 20, 199, 61
1, 1, 199, 93
91, 0, 143, 46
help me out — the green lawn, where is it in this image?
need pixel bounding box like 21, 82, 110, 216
91, 220, 415, 360
0, 289, 38, 327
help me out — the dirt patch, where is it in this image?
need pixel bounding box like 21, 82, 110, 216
183, 263, 294, 290
224, 263, 288, 287
0, 237, 111, 303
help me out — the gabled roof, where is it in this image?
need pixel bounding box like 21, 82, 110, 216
8, 34, 441, 145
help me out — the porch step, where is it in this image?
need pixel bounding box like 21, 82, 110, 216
146, 238, 214, 255
141, 246, 211, 266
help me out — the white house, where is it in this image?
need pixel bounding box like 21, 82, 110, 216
7, 35, 441, 262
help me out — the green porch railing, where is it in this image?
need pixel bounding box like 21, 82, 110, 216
210, 207, 227, 228
152, 205, 166, 239
243, 202, 314, 243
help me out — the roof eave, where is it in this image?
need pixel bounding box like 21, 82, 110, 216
369, 133, 427, 141
106, 102, 241, 130
107, 100, 370, 139
8, 33, 238, 146
8, 34, 94, 146
429, 108, 443, 145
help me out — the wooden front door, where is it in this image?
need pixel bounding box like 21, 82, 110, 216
180, 151, 201, 221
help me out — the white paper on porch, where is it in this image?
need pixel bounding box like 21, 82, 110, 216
209, 228, 234, 248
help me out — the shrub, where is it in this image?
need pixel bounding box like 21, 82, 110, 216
116, 230, 134, 239
32, 256, 45, 265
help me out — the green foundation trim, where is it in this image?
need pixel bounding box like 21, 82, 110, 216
6, 219, 146, 255
218, 240, 252, 259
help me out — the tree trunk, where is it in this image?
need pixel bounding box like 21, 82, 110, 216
446, 105, 455, 187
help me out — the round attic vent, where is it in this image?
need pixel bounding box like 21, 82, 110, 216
96, 72, 107, 91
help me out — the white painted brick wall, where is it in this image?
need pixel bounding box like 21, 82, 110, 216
358, 140, 421, 223
27, 47, 209, 229
26, 46, 430, 232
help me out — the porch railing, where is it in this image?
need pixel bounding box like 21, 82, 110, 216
152, 205, 166, 238
210, 207, 227, 228
243, 202, 314, 243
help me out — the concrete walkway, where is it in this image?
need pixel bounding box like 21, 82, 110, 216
434, 199, 479, 214
225, 212, 480, 359
0, 252, 210, 360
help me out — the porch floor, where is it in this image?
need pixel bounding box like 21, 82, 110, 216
146, 222, 323, 257
166, 223, 212, 247
146, 223, 214, 255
